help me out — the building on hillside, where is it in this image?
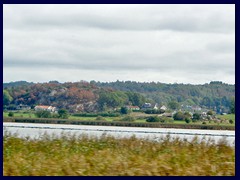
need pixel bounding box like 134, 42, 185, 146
126, 106, 140, 111
141, 103, 152, 109
16, 104, 31, 110
160, 105, 167, 111
34, 105, 58, 113
153, 103, 158, 110
141, 103, 158, 110
191, 105, 202, 112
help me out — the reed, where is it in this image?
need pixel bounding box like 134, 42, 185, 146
3, 131, 235, 176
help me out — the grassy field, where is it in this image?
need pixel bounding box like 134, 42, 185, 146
216, 114, 235, 122
3, 111, 235, 127
3, 131, 235, 176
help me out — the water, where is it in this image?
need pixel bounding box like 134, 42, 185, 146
3, 122, 235, 146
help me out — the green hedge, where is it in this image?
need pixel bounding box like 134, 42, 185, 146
3, 117, 235, 130
72, 113, 120, 117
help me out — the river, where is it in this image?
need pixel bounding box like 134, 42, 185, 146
3, 122, 235, 146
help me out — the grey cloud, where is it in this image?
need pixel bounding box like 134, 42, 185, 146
4, 4, 234, 33
3, 4, 235, 84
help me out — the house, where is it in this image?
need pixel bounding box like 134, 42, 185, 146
142, 103, 159, 110
153, 103, 158, 110
126, 106, 140, 111
16, 104, 31, 110
191, 105, 201, 111
160, 105, 167, 111
142, 103, 152, 109
34, 105, 58, 112
162, 113, 173, 117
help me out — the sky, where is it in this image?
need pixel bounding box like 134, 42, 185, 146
3, 4, 235, 84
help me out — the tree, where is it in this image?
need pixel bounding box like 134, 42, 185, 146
146, 116, 160, 122
8, 112, 14, 117
185, 118, 191, 123
230, 97, 235, 114
167, 101, 180, 110
3, 90, 13, 106
173, 111, 185, 120
35, 110, 52, 118
192, 113, 201, 121
120, 107, 129, 114
207, 110, 214, 116
58, 109, 69, 119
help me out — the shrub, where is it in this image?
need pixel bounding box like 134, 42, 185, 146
229, 119, 234, 124
173, 111, 185, 120
185, 118, 191, 124
35, 110, 52, 118
8, 112, 14, 117
121, 116, 135, 122
95, 116, 106, 121
120, 107, 130, 114
146, 116, 160, 122
145, 109, 165, 114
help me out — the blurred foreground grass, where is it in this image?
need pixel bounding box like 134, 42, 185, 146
3, 131, 235, 176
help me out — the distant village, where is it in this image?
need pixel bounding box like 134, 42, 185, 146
15, 102, 222, 120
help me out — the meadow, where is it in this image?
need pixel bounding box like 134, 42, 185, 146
3, 131, 235, 176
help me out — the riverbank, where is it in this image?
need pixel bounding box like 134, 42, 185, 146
3, 117, 235, 130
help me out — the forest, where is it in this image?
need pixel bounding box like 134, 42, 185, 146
3, 80, 235, 114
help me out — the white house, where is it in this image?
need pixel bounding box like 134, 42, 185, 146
126, 106, 140, 111
160, 105, 167, 111
34, 105, 58, 112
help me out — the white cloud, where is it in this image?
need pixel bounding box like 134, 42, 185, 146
3, 4, 235, 84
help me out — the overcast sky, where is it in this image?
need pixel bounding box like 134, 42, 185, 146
3, 4, 235, 84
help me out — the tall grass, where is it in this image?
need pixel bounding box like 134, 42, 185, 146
3, 131, 235, 176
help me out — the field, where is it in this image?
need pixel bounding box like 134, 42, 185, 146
3, 131, 235, 176
3, 111, 235, 127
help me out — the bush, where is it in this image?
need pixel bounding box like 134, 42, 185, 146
58, 109, 69, 119
173, 111, 185, 120
192, 113, 201, 121
229, 119, 234, 124
145, 109, 165, 114
121, 116, 135, 122
185, 118, 191, 124
120, 107, 130, 114
35, 110, 52, 118
8, 112, 14, 117
146, 116, 160, 122
95, 116, 106, 121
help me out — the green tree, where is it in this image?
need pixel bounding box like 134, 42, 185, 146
168, 101, 180, 110
8, 112, 14, 117
146, 116, 160, 122
120, 107, 129, 114
35, 110, 52, 118
3, 90, 13, 106
185, 118, 191, 123
207, 110, 214, 116
230, 97, 235, 114
58, 109, 69, 119
192, 113, 201, 121
173, 111, 185, 120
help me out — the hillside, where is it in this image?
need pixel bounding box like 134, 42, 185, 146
3, 81, 235, 113
3, 81, 147, 113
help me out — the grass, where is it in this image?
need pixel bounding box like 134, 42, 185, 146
3, 111, 235, 128
216, 114, 235, 122
3, 131, 235, 176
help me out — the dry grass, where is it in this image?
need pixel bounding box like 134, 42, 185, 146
3, 131, 235, 176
